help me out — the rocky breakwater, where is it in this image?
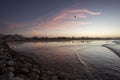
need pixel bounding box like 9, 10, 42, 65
0, 41, 66, 80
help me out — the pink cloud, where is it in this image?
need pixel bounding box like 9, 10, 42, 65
69, 9, 101, 15
4, 9, 100, 33
34, 9, 100, 30
31, 30, 41, 36
52, 13, 67, 21
79, 21, 91, 25
25, 30, 41, 37
5, 22, 28, 31
51, 9, 91, 22
48, 9, 101, 23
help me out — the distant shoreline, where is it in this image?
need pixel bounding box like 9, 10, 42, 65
6, 38, 120, 43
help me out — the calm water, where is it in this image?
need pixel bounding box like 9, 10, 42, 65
8, 40, 120, 80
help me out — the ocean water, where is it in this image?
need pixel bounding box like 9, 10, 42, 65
8, 40, 120, 80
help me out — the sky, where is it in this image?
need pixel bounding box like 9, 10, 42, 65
0, 0, 120, 37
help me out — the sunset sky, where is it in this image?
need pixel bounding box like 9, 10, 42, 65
0, 0, 120, 37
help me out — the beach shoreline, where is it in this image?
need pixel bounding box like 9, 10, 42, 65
0, 40, 66, 80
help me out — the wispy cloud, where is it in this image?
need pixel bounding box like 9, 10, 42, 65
3, 9, 101, 36
52, 9, 100, 22
34, 9, 101, 30
69, 9, 100, 15
4, 21, 28, 31
31, 30, 41, 36
4, 9, 100, 31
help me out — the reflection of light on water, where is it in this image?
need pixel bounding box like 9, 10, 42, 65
8, 40, 120, 79
31, 43, 41, 47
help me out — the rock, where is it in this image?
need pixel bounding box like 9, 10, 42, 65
6, 52, 12, 58
23, 57, 33, 63
57, 73, 66, 80
40, 73, 53, 80
32, 62, 41, 69
0, 59, 6, 69
0, 55, 7, 60
15, 61, 24, 68
16, 74, 29, 80
7, 67, 15, 72
1, 68, 6, 74
20, 68, 29, 73
17, 61, 32, 68
23, 62, 32, 68
16, 74, 25, 78
8, 72, 14, 78
6, 60, 14, 67
51, 75, 58, 80
34, 74, 39, 80
0, 74, 8, 80
32, 68, 40, 74
28, 72, 39, 80
3, 49, 9, 52
9, 76, 24, 80
40, 75, 48, 80
46, 71, 54, 76
58, 76, 65, 80
17, 57, 25, 62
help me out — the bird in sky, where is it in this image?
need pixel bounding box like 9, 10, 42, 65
74, 16, 77, 18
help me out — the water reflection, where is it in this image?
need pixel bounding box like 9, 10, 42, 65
7, 40, 120, 80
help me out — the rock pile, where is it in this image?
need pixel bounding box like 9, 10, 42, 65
0, 42, 66, 80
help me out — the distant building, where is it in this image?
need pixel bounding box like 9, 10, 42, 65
6, 34, 25, 40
